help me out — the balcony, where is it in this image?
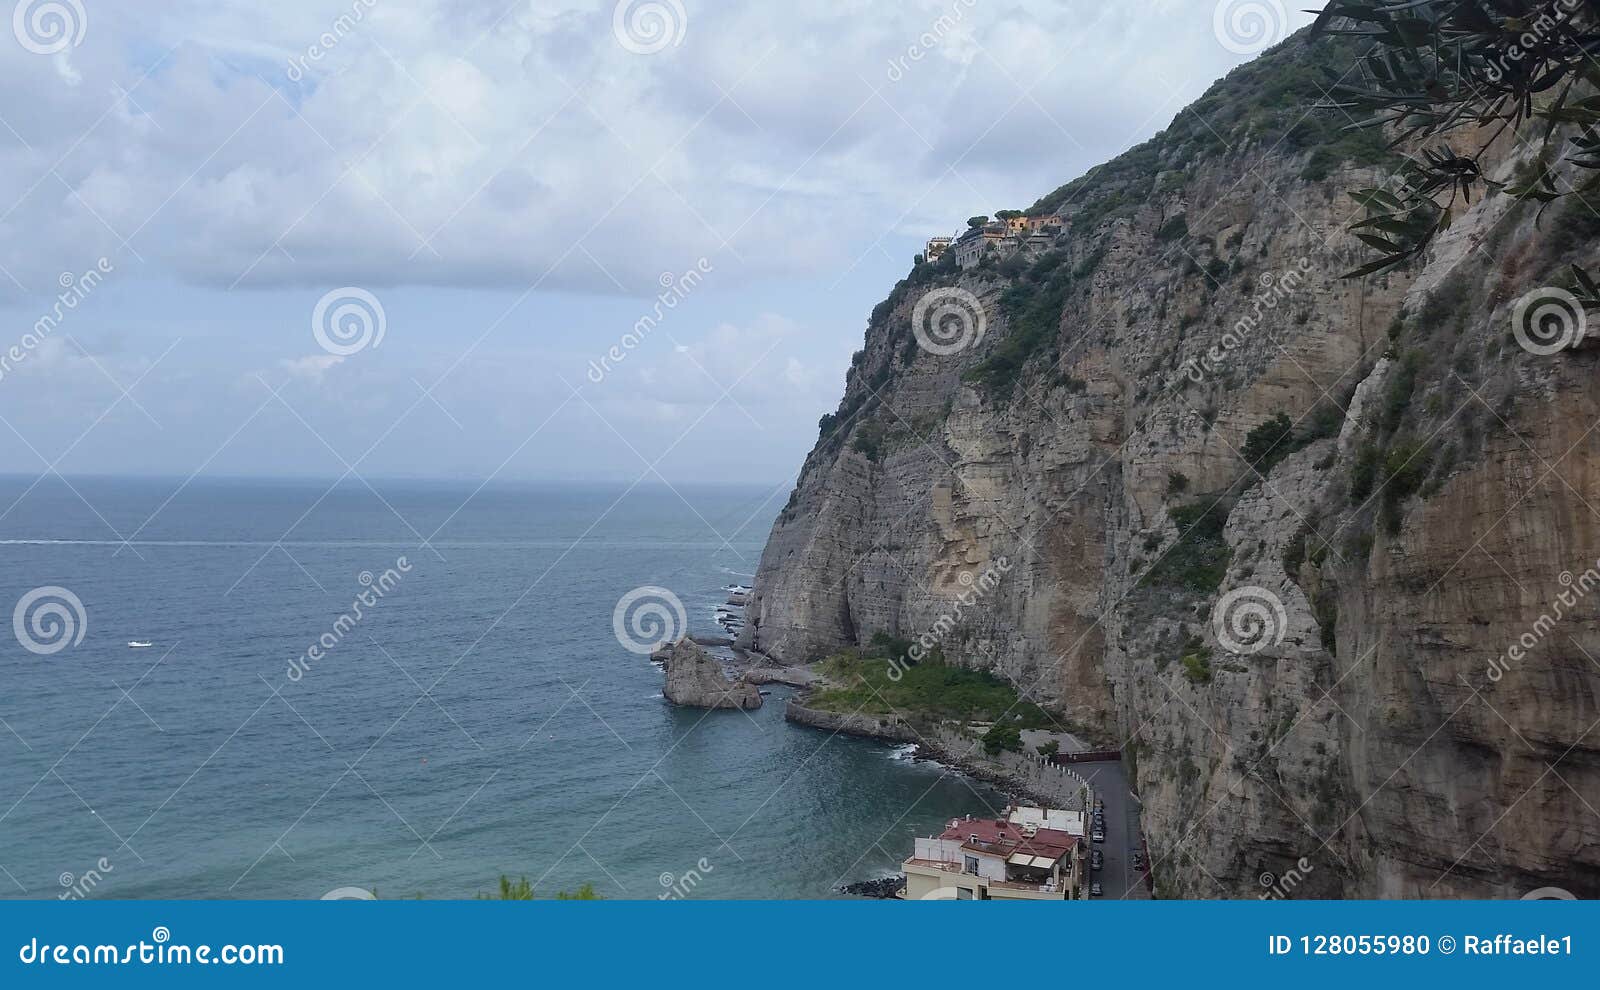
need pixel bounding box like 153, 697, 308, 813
903, 858, 966, 874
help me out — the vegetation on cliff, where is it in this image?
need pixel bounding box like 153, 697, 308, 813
962, 248, 1090, 397
803, 640, 1052, 728
1141, 499, 1234, 595
1313, 0, 1600, 289
812, 30, 1406, 432
1027, 33, 1393, 225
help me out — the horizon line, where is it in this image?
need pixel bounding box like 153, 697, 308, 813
0, 471, 795, 490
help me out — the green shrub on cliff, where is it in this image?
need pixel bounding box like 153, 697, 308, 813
1297, 125, 1394, 182
851, 418, 888, 462
1348, 443, 1380, 504
1139, 499, 1233, 594
867, 631, 914, 664
1379, 350, 1421, 435
982, 723, 1024, 755
1377, 441, 1432, 536
1241, 413, 1294, 473
1181, 650, 1213, 685
806, 653, 1051, 728
963, 251, 1076, 398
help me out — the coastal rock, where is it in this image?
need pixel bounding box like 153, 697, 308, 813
662, 639, 762, 710
784, 699, 916, 742
836, 876, 906, 899
745, 664, 820, 688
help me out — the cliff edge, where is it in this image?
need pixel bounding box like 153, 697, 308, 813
740, 32, 1600, 898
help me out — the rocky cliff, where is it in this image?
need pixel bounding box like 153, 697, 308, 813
663, 639, 762, 710
740, 33, 1600, 899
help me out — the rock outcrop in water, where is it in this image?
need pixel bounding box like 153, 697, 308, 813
739, 32, 1600, 898
663, 638, 762, 710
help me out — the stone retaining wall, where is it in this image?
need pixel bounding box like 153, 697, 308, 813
921, 724, 1095, 811
784, 701, 919, 743
784, 703, 1097, 811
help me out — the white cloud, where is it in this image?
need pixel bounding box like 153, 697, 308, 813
0, 1, 1303, 300
590, 312, 821, 414
0, 1, 1316, 483
279, 353, 344, 382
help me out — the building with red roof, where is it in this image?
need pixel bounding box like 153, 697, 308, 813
902, 808, 1085, 900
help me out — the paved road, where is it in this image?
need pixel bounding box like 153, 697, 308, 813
1071, 759, 1147, 899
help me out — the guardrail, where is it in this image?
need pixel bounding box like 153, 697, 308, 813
1050, 749, 1122, 765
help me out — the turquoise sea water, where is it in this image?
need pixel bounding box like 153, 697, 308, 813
0, 477, 1003, 900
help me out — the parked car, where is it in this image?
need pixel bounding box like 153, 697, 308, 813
1092, 829, 1105, 843
1090, 881, 1103, 897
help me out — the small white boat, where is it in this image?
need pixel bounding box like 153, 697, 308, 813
127, 641, 154, 648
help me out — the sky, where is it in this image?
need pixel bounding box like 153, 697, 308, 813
0, 0, 1316, 486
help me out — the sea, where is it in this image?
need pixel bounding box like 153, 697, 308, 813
0, 476, 1004, 900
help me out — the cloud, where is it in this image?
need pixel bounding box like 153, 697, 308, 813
0, 1, 1308, 301
0, 1, 1315, 484
595, 313, 823, 414
279, 353, 344, 382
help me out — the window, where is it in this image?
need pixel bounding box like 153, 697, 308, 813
956, 887, 973, 900
963, 856, 979, 876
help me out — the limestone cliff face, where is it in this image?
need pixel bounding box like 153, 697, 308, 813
741, 35, 1600, 898
663, 639, 762, 711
